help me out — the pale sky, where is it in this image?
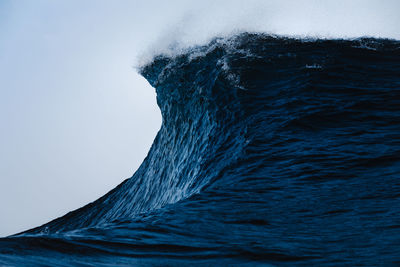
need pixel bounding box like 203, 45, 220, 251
1, 0, 399, 237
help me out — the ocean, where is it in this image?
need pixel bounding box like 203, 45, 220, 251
1, 33, 400, 266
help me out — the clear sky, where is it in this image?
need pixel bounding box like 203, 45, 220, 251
1, 0, 399, 237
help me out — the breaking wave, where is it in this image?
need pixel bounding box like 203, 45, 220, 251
1, 33, 400, 266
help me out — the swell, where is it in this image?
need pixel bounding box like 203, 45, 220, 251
2, 32, 400, 266
23, 33, 400, 234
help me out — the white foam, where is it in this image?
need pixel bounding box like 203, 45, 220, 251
136, 0, 400, 68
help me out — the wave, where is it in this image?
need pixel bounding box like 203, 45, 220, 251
1, 33, 400, 266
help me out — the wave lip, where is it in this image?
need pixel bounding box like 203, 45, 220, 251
2, 33, 400, 266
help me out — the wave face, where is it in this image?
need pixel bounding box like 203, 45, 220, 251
1, 33, 400, 266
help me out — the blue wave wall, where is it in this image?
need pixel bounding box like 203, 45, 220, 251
1, 33, 400, 266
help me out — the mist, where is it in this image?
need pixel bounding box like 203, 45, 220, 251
139, 0, 400, 64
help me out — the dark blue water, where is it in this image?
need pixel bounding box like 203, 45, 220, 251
1, 33, 400, 266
